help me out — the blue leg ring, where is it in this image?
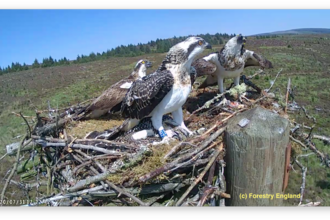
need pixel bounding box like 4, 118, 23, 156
159, 129, 168, 139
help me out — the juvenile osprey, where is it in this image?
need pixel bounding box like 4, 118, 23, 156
121, 37, 212, 144
195, 34, 273, 93
76, 59, 152, 120
103, 67, 198, 141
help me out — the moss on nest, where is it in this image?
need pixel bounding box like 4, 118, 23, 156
229, 83, 247, 97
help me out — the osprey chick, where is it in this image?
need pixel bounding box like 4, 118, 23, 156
76, 59, 152, 120
121, 37, 212, 144
195, 34, 273, 93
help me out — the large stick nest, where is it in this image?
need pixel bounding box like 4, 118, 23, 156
3, 72, 326, 207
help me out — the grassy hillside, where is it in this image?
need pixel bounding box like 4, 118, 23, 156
1, 34, 330, 206
253, 28, 330, 36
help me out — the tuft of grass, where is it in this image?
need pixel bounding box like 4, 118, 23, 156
107, 143, 177, 185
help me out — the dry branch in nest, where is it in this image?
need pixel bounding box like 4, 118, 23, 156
2, 100, 235, 206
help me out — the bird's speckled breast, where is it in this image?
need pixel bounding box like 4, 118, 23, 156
168, 64, 192, 86
219, 49, 245, 71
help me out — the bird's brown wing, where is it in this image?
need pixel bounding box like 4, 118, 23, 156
192, 58, 217, 77
121, 70, 174, 120
84, 77, 133, 118
245, 53, 273, 69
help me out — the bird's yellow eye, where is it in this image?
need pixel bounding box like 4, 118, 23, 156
142, 61, 145, 64
198, 40, 203, 45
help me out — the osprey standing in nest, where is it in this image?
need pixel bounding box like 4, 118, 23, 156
194, 34, 273, 93
76, 59, 152, 120
121, 37, 212, 144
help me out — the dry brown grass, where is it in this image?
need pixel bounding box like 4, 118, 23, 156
66, 115, 124, 138
107, 143, 178, 185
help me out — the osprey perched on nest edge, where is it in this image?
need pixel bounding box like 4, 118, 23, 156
121, 37, 212, 144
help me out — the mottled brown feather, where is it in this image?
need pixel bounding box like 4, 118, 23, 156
80, 75, 136, 119
192, 58, 217, 77
121, 70, 174, 120
244, 53, 273, 69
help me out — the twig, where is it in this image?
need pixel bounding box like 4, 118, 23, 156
1, 135, 27, 206
82, 154, 121, 161
25, 185, 106, 206
19, 112, 32, 138
187, 91, 229, 119
31, 135, 137, 151
241, 95, 253, 105
207, 159, 217, 185
176, 143, 224, 206
71, 153, 108, 191
34, 117, 70, 136
305, 133, 330, 144
252, 95, 267, 106
67, 171, 112, 193
104, 180, 148, 206
41, 155, 52, 195
146, 194, 166, 206
285, 78, 291, 114
89, 181, 189, 198
63, 128, 68, 140
73, 161, 93, 176
194, 109, 245, 142
79, 154, 109, 192
35, 141, 128, 155
167, 142, 220, 173
290, 136, 308, 149
218, 161, 226, 191
0, 153, 8, 162
6, 138, 33, 156
306, 125, 315, 140
11, 112, 36, 118
74, 150, 106, 172
267, 68, 283, 92
298, 163, 307, 206
197, 187, 217, 206
291, 135, 327, 164
298, 202, 321, 207
292, 122, 312, 130
301, 106, 316, 124
197, 159, 218, 207
163, 142, 198, 160
247, 69, 264, 79
305, 140, 327, 165
213, 190, 231, 198
10, 180, 47, 190
180, 158, 210, 168
296, 153, 315, 159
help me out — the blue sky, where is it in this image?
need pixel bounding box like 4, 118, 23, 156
0, 9, 329, 68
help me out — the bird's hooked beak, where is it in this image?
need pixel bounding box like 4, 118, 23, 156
237, 34, 246, 45
205, 42, 212, 49
145, 61, 152, 68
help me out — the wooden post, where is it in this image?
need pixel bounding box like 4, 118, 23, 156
225, 107, 290, 206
